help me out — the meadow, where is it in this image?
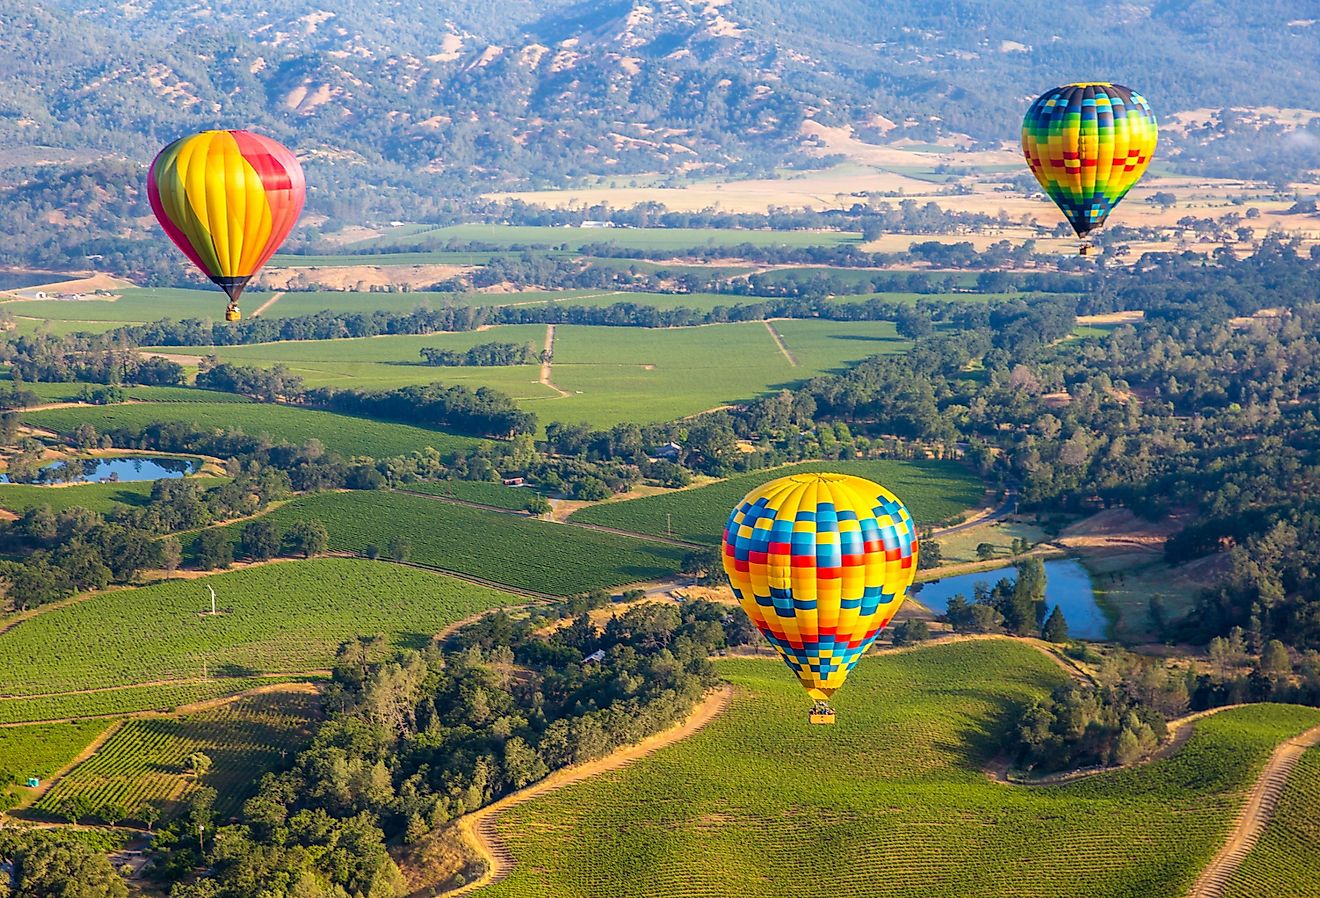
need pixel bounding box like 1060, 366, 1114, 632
481, 641, 1320, 898
34, 689, 320, 824
570, 459, 984, 543
1222, 745, 1320, 898
0, 558, 520, 697
163, 319, 908, 429
23, 401, 478, 458
202, 490, 686, 595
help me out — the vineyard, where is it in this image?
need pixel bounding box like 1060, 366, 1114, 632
0, 720, 111, 796
204, 491, 687, 594
1223, 746, 1320, 898
0, 480, 160, 515
0, 677, 309, 726
400, 480, 541, 511
0, 558, 519, 697
569, 459, 985, 544
23, 401, 477, 458
480, 642, 1320, 898
34, 689, 320, 825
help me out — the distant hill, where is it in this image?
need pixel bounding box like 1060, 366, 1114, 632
2, 0, 1319, 224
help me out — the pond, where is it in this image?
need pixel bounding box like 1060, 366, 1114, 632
0, 456, 202, 484
912, 558, 1108, 640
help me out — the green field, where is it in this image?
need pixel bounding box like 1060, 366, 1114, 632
0, 720, 110, 794
34, 689, 320, 824
2, 288, 225, 326
204, 490, 686, 595
481, 641, 1320, 898
155, 319, 907, 429
1223, 745, 1320, 898
0, 558, 520, 697
570, 460, 984, 543
255, 288, 611, 318
0, 480, 161, 515
269, 251, 517, 267
350, 224, 862, 253
23, 401, 478, 458
0, 677, 308, 726
19, 382, 255, 404
400, 480, 541, 511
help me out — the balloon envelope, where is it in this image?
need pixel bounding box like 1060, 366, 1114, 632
148, 130, 305, 305
1021, 82, 1157, 237
722, 473, 918, 700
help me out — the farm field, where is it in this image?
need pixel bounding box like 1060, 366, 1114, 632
0, 720, 111, 796
22, 401, 478, 458
1, 288, 225, 326
1223, 745, 1320, 898
256, 288, 610, 317
19, 381, 255, 404
570, 459, 984, 543
0, 558, 520, 696
204, 490, 686, 595
34, 689, 320, 824
400, 479, 540, 511
481, 642, 1320, 898
0, 480, 160, 515
0, 677, 307, 726
351, 224, 862, 252
162, 319, 908, 428
269, 251, 514, 267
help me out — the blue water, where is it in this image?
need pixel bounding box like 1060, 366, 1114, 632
0, 456, 201, 484
912, 558, 1108, 640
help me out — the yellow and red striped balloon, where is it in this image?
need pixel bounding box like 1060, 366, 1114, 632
722, 473, 919, 702
148, 130, 305, 319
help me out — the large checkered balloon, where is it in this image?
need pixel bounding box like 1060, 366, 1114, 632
722, 473, 918, 700
1021, 82, 1158, 238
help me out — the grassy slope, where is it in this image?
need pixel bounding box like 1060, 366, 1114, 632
1223, 745, 1320, 898
202, 490, 686, 595
570, 459, 984, 543
484, 642, 1320, 898
0, 558, 519, 696
23, 402, 478, 458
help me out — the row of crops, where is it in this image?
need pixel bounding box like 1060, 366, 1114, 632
1224, 744, 1320, 898
34, 689, 320, 825
480, 643, 1320, 898
205, 491, 687, 595
0, 677, 311, 726
0, 558, 517, 698
569, 458, 985, 544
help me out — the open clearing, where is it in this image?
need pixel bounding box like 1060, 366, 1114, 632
23, 401, 479, 458
477, 641, 1320, 898
569, 459, 983, 543
204, 490, 687, 595
0, 558, 520, 697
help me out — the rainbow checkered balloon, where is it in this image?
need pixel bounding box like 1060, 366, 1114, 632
722, 473, 918, 700
1021, 82, 1158, 237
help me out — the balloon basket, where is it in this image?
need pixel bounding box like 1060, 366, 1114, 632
225, 305, 241, 322
808, 701, 836, 725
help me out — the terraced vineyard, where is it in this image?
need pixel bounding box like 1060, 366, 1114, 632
0, 558, 519, 697
570, 459, 984, 543
34, 689, 320, 824
0, 677, 309, 726
203, 490, 686, 594
23, 401, 477, 458
480, 642, 1320, 898
1223, 745, 1320, 898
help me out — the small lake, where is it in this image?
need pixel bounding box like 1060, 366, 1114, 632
912, 558, 1108, 640
0, 456, 202, 485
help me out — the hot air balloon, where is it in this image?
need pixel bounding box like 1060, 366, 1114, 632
722, 472, 918, 724
1021, 82, 1157, 254
148, 130, 305, 321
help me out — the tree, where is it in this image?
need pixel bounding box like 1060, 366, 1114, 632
891, 619, 930, 646
195, 530, 233, 571
184, 751, 213, 780
160, 536, 182, 580
917, 540, 942, 569
680, 546, 723, 586
1262, 640, 1291, 678
525, 494, 552, 517
284, 520, 329, 558
1042, 606, 1069, 642
388, 536, 411, 562
976, 542, 997, 561
239, 520, 282, 561
1112, 727, 1143, 766
4, 833, 128, 897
